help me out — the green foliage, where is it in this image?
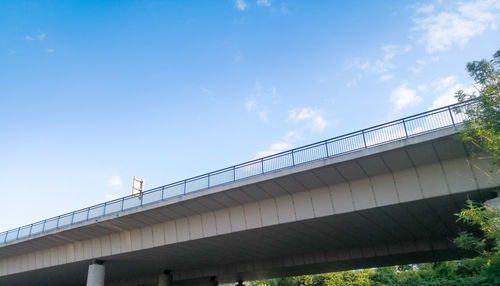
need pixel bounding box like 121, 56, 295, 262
250, 270, 372, 286
250, 259, 500, 286
454, 200, 500, 255
455, 49, 500, 171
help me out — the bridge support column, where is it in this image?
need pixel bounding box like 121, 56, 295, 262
158, 270, 173, 286
208, 276, 218, 286
86, 260, 105, 286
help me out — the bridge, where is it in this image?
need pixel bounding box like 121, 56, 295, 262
1, 101, 499, 286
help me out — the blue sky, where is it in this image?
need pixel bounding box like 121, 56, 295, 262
1, 0, 499, 231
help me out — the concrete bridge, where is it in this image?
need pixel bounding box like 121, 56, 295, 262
1, 102, 499, 285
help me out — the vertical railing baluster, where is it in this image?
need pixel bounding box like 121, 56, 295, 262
403, 119, 408, 138
291, 150, 295, 166
233, 166, 236, 182
261, 159, 264, 174
362, 130, 367, 148
161, 186, 165, 200
184, 180, 187, 195
325, 141, 329, 158
448, 106, 455, 126
207, 174, 210, 189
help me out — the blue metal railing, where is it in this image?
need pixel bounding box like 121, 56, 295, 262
0, 101, 474, 245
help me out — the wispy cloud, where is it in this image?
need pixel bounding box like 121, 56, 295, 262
257, 0, 271, 7
428, 75, 475, 110
380, 74, 394, 81
412, 0, 500, 53
288, 107, 328, 132
390, 84, 422, 111
347, 44, 411, 85
236, 0, 247, 11
46, 48, 55, 53
409, 56, 440, 73
284, 130, 301, 141
108, 175, 123, 186
245, 99, 256, 111
256, 142, 294, 158
245, 82, 280, 122
25, 33, 47, 41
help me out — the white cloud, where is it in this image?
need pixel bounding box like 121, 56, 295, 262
257, 0, 271, 6
390, 84, 422, 110
380, 74, 394, 81
236, 0, 247, 11
46, 48, 55, 53
37, 33, 46, 40
256, 142, 294, 158
347, 44, 411, 83
108, 175, 123, 186
382, 44, 412, 61
428, 76, 475, 110
24, 35, 34, 41
346, 78, 358, 88
245, 100, 256, 111
350, 58, 394, 74
258, 110, 270, 122
245, 82, 280, 122
284, 130, 301, 141
105, 194, 120, 200
288, 107, 328, 132
410, 56, 440, 73
432, 75, 457, 91
412, 0, 500, 53
415, 4, 435, 14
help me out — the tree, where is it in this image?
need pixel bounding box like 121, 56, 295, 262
455, 49, 500, 171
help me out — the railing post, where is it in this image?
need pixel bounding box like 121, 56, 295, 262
3, 232, 7, 243
103, 202, 107, 216
261, 159, 264, 174
71, 212, 75, 224
86, 207, 90, 221
184, 180, 187, 195
121, 198, 125, 211
28, 224, 33, 236
233, 166, 236, 182
161, 186, 165, 200
325, 141, 329, 158
15, 227, 20, 239
207, 174, 210, 189
42, 220, 47, 232
362, 130, 367, 148
448, 106, 455, 126
403, 119, 408, 138
291, 150, 295, 166
56, 216, 60, 229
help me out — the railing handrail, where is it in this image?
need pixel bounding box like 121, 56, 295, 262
0, 100, 475, 244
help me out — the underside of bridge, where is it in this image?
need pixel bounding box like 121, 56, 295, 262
1, 128, 499, 285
